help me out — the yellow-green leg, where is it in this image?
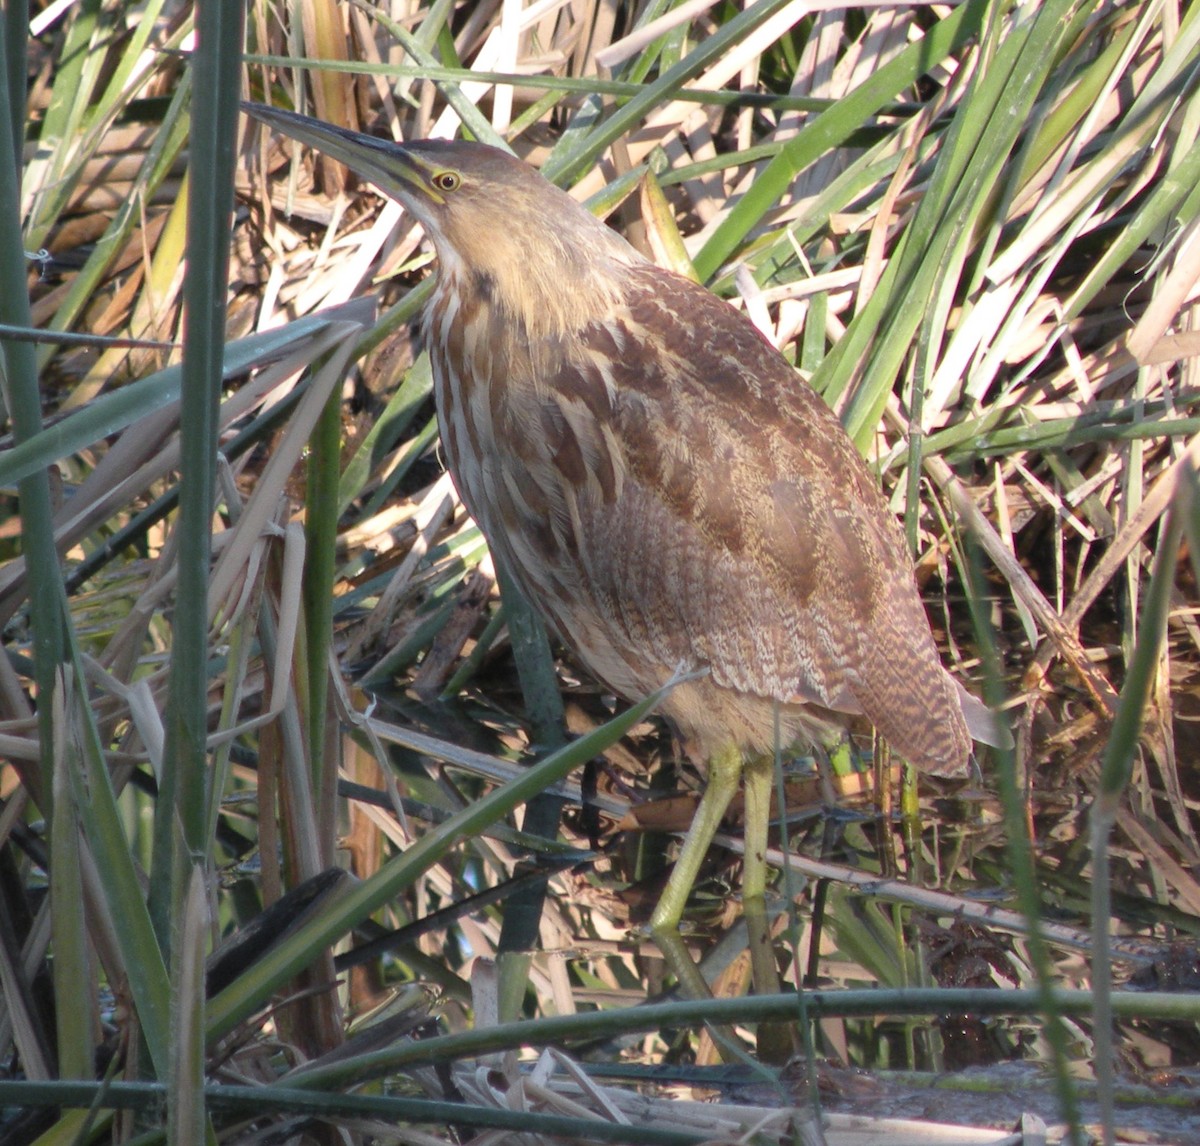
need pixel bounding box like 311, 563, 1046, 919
741, 752, 772, 907
649, 742, 744, 1057
742, 752, 795, 1063
648, 745, 793, 1063
649, 741, 742, 933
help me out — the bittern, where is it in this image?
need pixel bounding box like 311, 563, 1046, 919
245, 104, 1001, 943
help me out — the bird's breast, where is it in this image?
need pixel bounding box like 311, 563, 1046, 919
425, 280, 620, 604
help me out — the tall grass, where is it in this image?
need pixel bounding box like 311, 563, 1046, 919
2, 2, 1199, 1143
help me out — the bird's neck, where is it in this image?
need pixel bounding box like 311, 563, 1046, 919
432, 230, 639, 343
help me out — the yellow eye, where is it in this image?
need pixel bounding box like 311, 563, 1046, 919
433, 171, 461, 192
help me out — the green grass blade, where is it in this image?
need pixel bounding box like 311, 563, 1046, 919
838, 0, 1086, 446
36, 71, 193, 371
692, 0, 986, 282
1090, 481, 1185, 1143
49, 677, 91, 1081
0, 314, 366, 487
62, 654, 171, 1077
159, 2, 247, 1130
303, 368, 342, 813
542, 0, 795, 186
0, 5, 64, 808
963, 542, 1085, 1143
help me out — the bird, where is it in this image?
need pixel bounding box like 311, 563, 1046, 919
244, 103, 1003, 942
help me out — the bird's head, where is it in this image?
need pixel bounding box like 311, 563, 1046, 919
243, 103, 638, 334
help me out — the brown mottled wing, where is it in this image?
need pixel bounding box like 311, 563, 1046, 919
550, 266, 971, 775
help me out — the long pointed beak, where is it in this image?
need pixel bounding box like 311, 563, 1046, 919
242, 101, 436, 206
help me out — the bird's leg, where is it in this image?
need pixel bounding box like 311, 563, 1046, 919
649, 742, 746, 1059
650, 746, 794, 1064
742, 752, 796, 1063
741, 752, 772, 909
649, 741, 742, 934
